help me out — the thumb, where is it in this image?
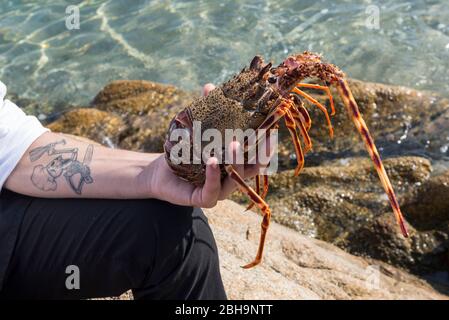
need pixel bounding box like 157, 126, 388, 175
202, 83, 216, 97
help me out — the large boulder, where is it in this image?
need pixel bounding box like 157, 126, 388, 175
47, 108, 127, 147
47, 80, 194, 152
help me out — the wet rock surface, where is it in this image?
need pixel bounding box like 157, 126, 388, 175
46, 78, 449, 293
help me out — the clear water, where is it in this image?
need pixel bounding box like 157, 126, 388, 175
1, 0, 449, 111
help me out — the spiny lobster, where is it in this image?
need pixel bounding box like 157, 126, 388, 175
164, 51, 408, 268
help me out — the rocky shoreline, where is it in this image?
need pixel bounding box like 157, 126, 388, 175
41, 78, 449, 298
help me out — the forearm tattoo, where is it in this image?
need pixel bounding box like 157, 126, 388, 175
29, 139, 94, 194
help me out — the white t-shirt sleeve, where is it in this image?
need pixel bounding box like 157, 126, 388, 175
0, 81, 50, 191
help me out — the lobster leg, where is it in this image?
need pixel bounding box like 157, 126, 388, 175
296, 83, 336, 115
336, 79, 409, 237
261, 175, 269, 199
294, 99, 312, 131
228, 101, 297, 268
246, 175, 261, 211
242, 99, 293, 158
225, 165, 272, 269
254, 98, 294, 132
247, 175, 269, 211
292, 87, 334, 138
285, 110, 305, 176
290, 103, 313, 152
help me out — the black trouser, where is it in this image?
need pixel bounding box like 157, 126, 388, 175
0, 191, 226, 300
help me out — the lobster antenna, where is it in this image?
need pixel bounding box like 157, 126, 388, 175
337, 79, 409, 237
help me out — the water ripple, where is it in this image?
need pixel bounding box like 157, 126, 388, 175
0, 0, 448, 110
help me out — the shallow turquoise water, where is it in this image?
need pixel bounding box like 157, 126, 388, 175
0, 0, 449, 110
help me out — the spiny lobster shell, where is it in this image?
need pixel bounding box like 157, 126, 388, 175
164, 56, 283, 186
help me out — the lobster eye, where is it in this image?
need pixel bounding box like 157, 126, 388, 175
267, 76, 277, 84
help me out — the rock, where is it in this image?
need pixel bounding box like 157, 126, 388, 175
94, 80, 194, 152
408, 106, 449, 158
92, 80, 188, 114
403, 170, 449, 230
47, 78, 449, 162
232, 156, 431, 243
346, 212, 417, 270
232, 156, 449, 276
278, 79, 449, 168
347, 212, 449, 275
47, 108, 127, 147
204, 200, 445, 299
347, 170, 449, 274
48, 80, 195, 152
110, 200, 446, 300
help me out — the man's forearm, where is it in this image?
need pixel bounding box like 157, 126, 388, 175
5, 132, 158, 199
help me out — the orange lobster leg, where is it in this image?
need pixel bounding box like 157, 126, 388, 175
226, 165, 272, 269
290, 104, 313, 152
295, 101, 312, 131
246, 175, 261, 211
292, 87, 334, 138
242, 98, 293, 156
296, 83, 336, 116
337, 79, 409, 237
261, 175, 269, 199
255, 98, 294, 132
234, 98, 296, 268
285, 110, 305, 176
247, 175, 269, 211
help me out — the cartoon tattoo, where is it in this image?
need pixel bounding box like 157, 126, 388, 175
29, 139, 94, 194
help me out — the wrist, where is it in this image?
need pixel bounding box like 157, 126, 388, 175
137, 153, 162, 199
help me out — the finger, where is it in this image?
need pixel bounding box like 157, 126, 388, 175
192, 157, 221, 208
220, 141, 245, 199
202, 83, 216, 97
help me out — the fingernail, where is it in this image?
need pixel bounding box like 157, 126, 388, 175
207, 157, 218, 169
202, 83, 215, 96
